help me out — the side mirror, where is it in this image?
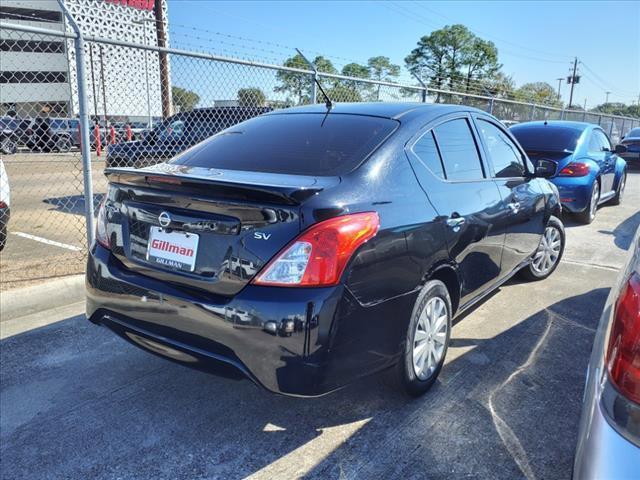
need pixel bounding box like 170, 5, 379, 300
614, 144, 628, 155
535, 159, 556, 178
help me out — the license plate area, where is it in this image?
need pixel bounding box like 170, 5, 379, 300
146, 227, 199, 272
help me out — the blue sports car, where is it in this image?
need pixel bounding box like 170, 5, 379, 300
510, 121, 627, 224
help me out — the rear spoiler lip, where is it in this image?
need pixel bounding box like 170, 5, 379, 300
104, 166, 340, 204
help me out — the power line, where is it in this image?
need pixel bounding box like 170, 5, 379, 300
408, 0, 573, 61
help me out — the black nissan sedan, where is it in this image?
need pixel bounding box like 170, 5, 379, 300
87, 103, 563, 397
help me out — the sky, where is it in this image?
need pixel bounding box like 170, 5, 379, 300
166, 0, 640, 108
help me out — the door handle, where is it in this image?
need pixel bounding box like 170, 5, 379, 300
446, 216, 466, 232
508, 202, 521, 213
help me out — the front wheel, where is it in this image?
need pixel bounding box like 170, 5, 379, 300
392, 280, 452, 396
520, 215, 565, 281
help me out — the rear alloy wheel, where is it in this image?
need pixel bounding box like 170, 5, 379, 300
393, 280, 452, 396
0, 223, 6, 252
0, 137, 17, 155
520, 215, 565, 281
576, 180, 600, 224
56, 136, 72, 153
610, 171, 626, 205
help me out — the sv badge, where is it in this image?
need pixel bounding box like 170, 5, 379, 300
254, 232, 272, 240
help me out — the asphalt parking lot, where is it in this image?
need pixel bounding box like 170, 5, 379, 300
1, 170, 639, 479
0, 152, 108, 288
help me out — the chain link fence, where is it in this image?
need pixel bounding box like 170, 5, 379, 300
1, 19, 639, 288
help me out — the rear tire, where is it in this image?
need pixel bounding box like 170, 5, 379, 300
0, 223, 6, 252
55, 135, 72, 153
610, 171, 626, 205
390, 280, 452, 397
520, 215, 565, 281
0, 137, 17, 155
576, 180, 600, 224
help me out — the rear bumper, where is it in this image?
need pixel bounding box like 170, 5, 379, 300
87, 244, 412, 396
619, 151, 640, 163
550, 177, 592, 213
573, 380, 640, 479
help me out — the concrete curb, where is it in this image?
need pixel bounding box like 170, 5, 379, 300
1, 275, 85, 322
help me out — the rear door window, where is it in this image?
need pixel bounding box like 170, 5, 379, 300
171, 113, 398, 176
412, 130, 445, 180
432, 118, 484, 181
476, 119, 526, 178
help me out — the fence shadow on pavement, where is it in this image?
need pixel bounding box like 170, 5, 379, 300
0, 287, 607, 480
43, 194, 103, 216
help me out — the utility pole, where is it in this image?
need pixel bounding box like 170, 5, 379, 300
99, 44, 108, 125
154, 0, 172, 119
605, 91, 611, 105
556, 78, 563, 102
567, 57, 579, 108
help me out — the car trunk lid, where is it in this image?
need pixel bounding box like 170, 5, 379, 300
103, 164, 339, 296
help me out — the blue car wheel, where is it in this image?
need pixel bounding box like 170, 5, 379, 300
576, 180, 600, 224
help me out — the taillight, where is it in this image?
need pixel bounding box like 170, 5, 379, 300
252, 212, 380, 287
558, 162, 590, 177
607, 272, 640, 404
95, 196, 110, 249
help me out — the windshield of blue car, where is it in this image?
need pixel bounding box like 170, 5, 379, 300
627, 128, 640, 138
510, 125, 583, 153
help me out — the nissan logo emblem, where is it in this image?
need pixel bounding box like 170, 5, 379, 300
158, 211, 172, 228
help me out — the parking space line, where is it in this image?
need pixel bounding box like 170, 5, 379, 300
12, 232, 83, 252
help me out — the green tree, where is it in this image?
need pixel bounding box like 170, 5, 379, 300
367, 56, 400, 100
237, 87, 266, 107
405, 24, 500, 100
275, 53, 309, 105
591, 102, 637, 117
514, 82, 560, 107
326, 83, 363, 103
463, 37, 500, 93
484, 72, 515, 98
338, 63, 371, 101
172, 86, 200, 112
275, 54, 337, 105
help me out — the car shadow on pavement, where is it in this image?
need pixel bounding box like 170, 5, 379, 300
0, 288, 607, 480
597, 210, 640, 251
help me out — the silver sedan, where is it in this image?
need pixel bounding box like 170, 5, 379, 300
573, 227, 640, 478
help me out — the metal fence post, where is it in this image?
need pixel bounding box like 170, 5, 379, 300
58, 0, 95, 246
530, 104, 536, 120
296, 48, 316, 104
410, 71, 428, 103
582, 110, 587, 121
609, 117, 615, 138
621, 118, 626, 138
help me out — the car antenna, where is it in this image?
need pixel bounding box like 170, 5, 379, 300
296, 48, 333, 111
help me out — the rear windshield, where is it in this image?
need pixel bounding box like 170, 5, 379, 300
510, 125, 583, 152
170, 113, 399, 176
627, 128, 640, 138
